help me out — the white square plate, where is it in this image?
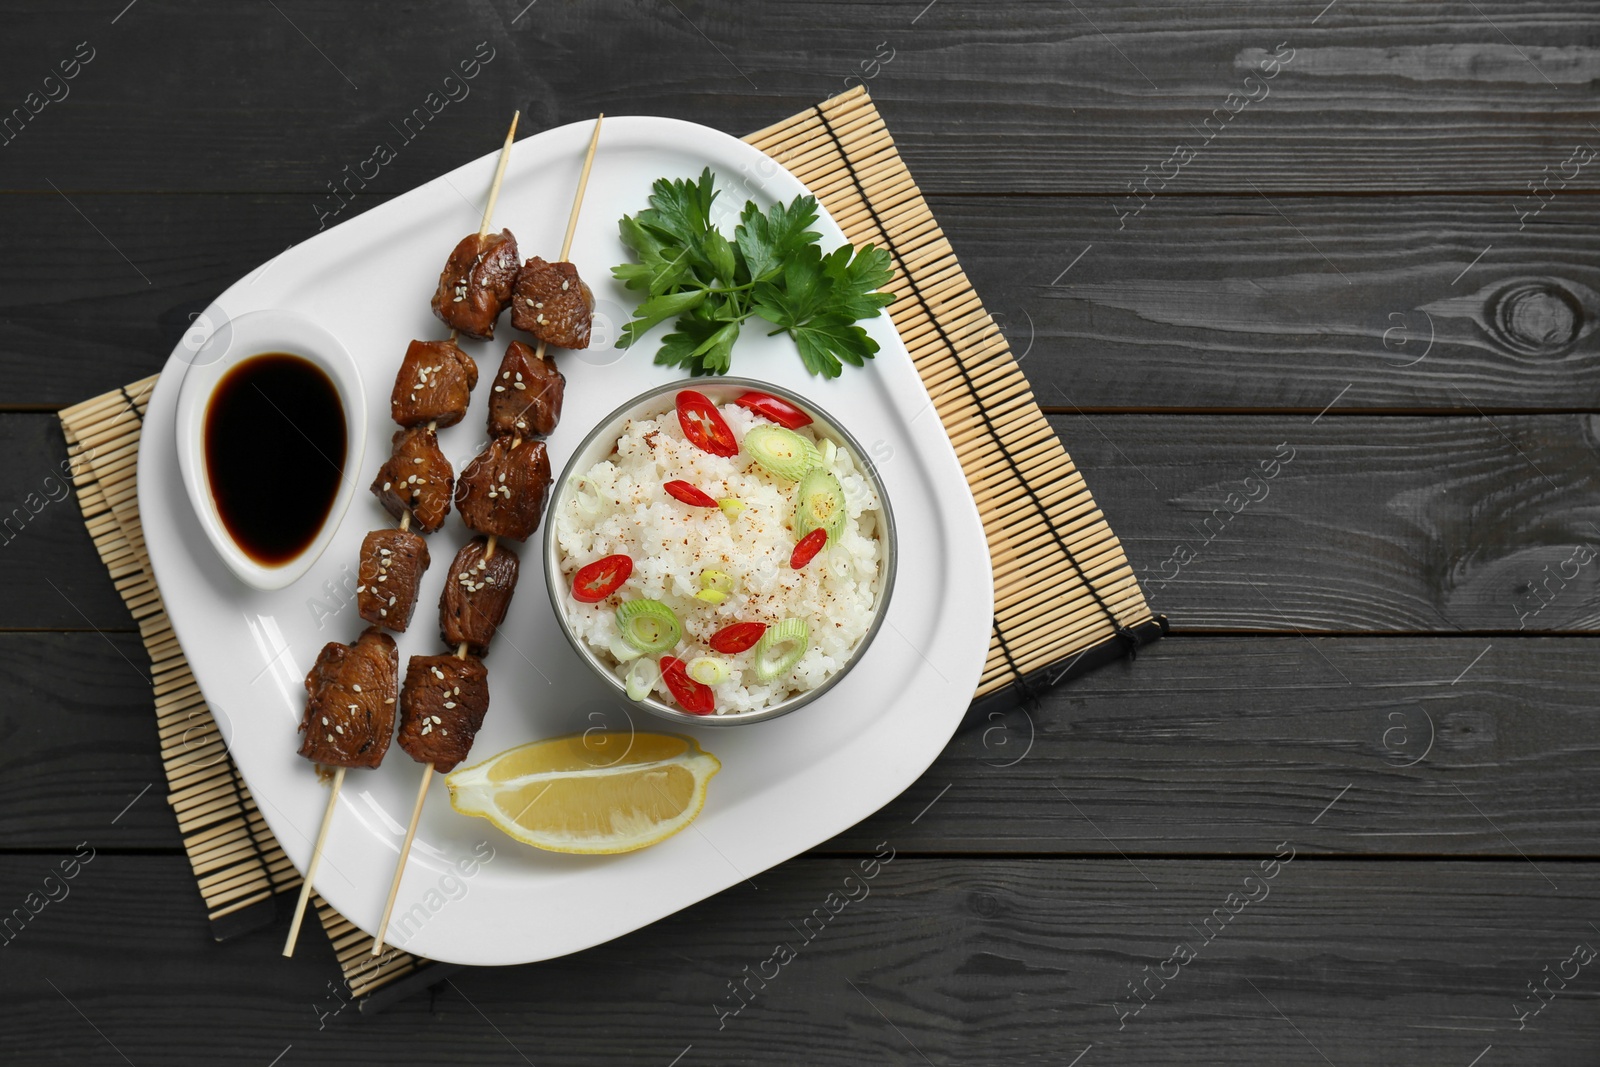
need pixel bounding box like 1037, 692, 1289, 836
138, 116, 992, 966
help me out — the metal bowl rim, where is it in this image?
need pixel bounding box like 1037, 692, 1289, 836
542, 376, 899, 727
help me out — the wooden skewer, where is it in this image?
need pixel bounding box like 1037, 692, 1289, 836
371, 115, 603, 955
483, 113, 605, 566
371, 759, 433, 956
283, 766, 346, 956
368, 111, 524, 958
558, 114, 603, 263
478, 111, 520, 241
372, 641, 468, 958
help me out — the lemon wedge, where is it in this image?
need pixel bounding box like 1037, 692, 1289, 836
445, 732, 720, 854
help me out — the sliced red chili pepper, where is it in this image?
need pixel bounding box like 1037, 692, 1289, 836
708, 621, 767, 654
660, 655, 714, 715
790, 528, 828, 569
676, 390, 738, 457
571, 554, 632, 603
664, 480, 720, 508
735, 390, 813, 430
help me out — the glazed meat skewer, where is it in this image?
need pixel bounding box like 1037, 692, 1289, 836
283, 112, 523, 959
372, 113, 604, 958
475, 109, 605, 559
360, 97, 536, 625
385, 103, 524, 533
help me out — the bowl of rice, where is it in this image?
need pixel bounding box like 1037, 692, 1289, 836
544, 377, 896, 725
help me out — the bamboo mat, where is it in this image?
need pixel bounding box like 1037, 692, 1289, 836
57, 87, 1158, 1009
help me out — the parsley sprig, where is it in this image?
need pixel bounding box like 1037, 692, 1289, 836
612, 168, 897, 377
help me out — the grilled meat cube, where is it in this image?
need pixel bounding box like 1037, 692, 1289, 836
357, 529, 430, 632
439, 537, 519, 655
455, 436, 552, 541
487, 341, 565, 438
398, 653, 490, 772
390, 339, 478, 428
297, 628, 398, 768
370, 425, 454, 534
431, 229, 520, 340
510, 257, 594, 349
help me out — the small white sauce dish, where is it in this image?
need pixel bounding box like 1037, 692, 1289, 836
173, 309, 366, 590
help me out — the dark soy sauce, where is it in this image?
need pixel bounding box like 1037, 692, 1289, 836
205, 353, 346, 566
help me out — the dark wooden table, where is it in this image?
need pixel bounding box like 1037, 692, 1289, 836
4, 3, 1597, 1063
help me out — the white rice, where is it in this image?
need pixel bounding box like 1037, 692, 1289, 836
554, 401, 884, 714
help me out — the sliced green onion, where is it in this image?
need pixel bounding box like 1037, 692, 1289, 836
753, 618, 809, 682
687, 656, 731, 685
718, 497, 744, 520
794, 468, 848, 541
607, 632, 644, 662
742, 424, 819, 480
697, 569, 733, 604
615, 599, 682, 654
569, 477, 606, 520
819, 438, 838, 467
624, 657, 660, 701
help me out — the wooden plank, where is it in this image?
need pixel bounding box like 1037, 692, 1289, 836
0, 853, 1595, 1063
0, 414, 131, 629
7, 191, 1599, 410
1050, 412, 1600, 632
0, 2, 1593, 195
943, 194, 1600, 412
833, 634, 1600, 856
0, 191, 260, 408
0, 633, 173, 848
6, 631, 1597, 857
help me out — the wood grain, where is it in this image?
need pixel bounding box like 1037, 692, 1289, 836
0, 633, 170, 848
0, 415, 130, 629
0, 853, 1594, 1065
1052, 412, 1600, 632
0, 2, 1594, 195
6, 632, 1597, 857
944, 195, 1600, 412
834, 634, 1600, 856
6, 0, 1598, 1039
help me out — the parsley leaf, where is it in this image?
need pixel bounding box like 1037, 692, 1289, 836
735, 196, 820, 284
613, 166, 896, 377
751, 243, 830, 328
792, 317, 878, 378
617, 289, 706, 351
634, 171, 715, 246
821, 243, 897, 321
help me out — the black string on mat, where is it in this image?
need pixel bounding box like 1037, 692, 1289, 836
809, 102, 1142, 672
121, 385, 145, 423
225, 759, 278, 901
